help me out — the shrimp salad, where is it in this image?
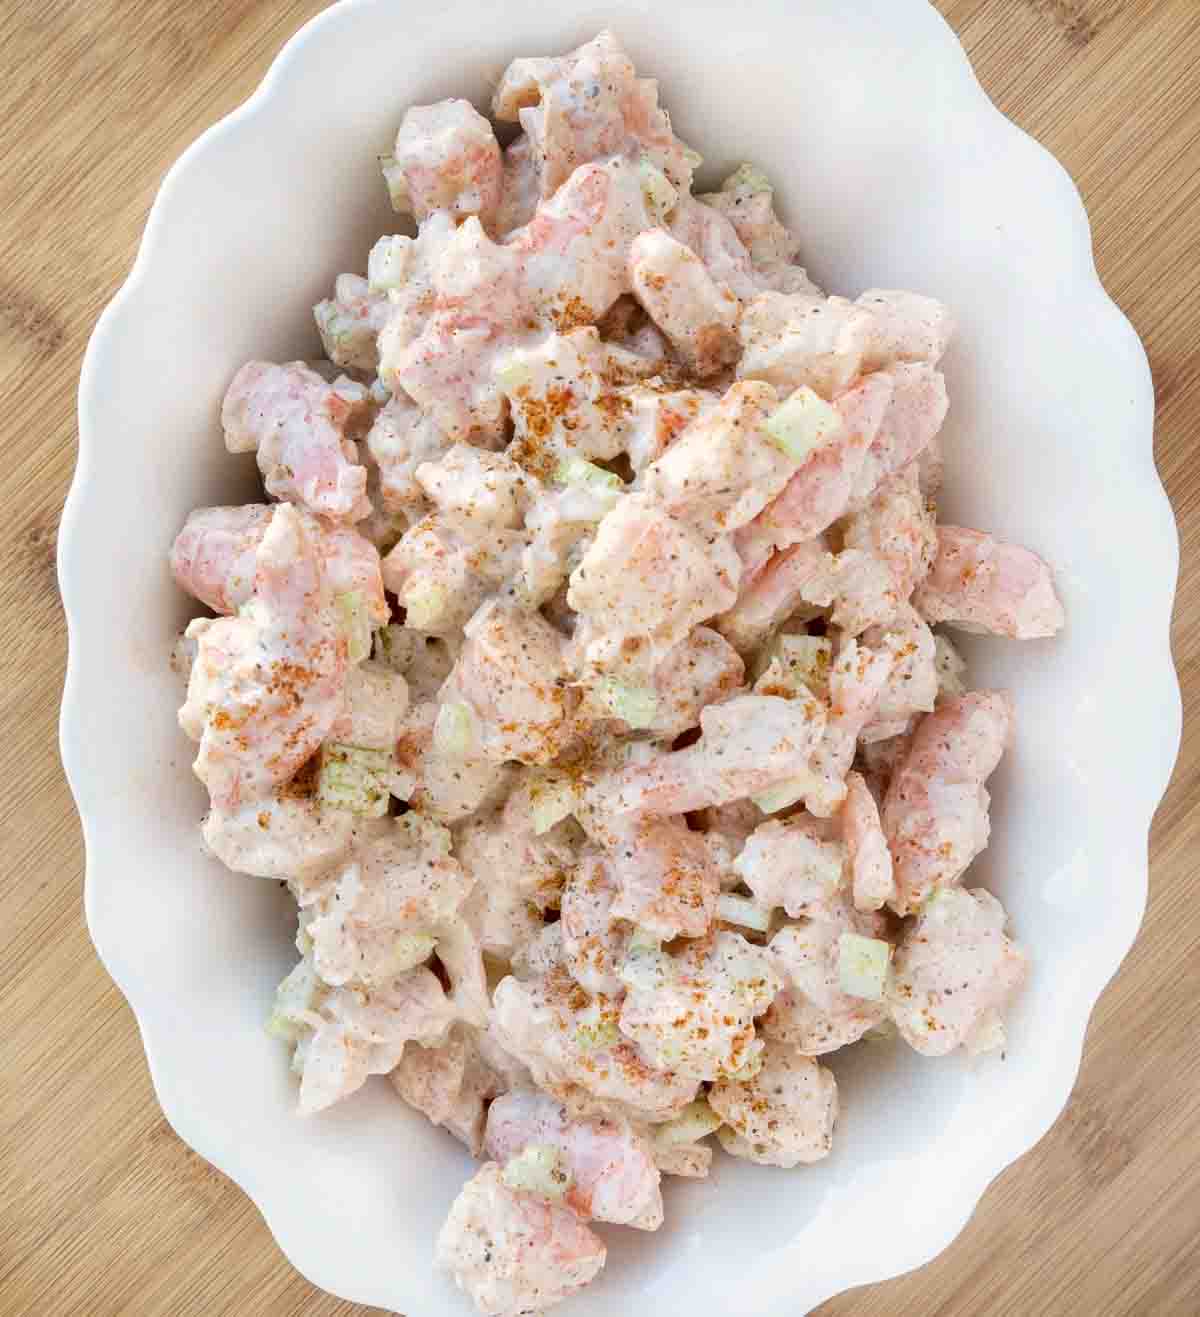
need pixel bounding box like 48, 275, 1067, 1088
169, 32, 1064, 1317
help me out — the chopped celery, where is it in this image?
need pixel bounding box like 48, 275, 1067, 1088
266, 957, 324, 1041
639, 154, 678, 221
335, 591, 372, 665
494, 355, 533, 395
556, 454, 623, 492
375, 932, 438, 978
765, 387, 843, 461
402, 580, 449, 631
723, 162, 773, 195
717, 893, 774, 933
379, 154, 408, 211
594, 677, 658, 730
317, 743, 394, 817
433, 700, 476, 758
751, 774, 816, 815
573, 1015, 620, 1053
529, 774, 577, 835
653, 1099, 722, 1147
501, 1144, 573, 1199
367, 235, 413, 293
837, 933, 891, 1001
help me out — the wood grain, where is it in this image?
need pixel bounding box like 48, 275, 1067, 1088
2, 1, 1197, 1313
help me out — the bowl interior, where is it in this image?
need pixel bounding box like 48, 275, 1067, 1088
66, 1, 1175, 1313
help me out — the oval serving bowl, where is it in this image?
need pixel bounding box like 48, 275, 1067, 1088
62, 1, 1180, 1312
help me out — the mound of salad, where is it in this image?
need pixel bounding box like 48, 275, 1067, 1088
170, 30, 1064, 1317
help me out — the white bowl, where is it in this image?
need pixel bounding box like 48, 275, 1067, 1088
62, 1, 1180, 1312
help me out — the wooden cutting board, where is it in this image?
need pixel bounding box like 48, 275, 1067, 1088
2, 1, 1197, 1313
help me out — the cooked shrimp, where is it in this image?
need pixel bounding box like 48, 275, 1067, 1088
415, 445, 530, 529
856, 288, 955, 372
628, 228, 740, 376
440, 600, 579, 764
710, 1039, 838, 1167
840, 464, 937, 606
734, 370, 896, 575
617, 930, 782, 1081
697, 164, 804, 272
365, 393, 453, 512
842, 771, 895, 911
715, 537, 839, 656
763, 901, 889, 1054
313, 274, 391, 373
560, 853, 629, 996
294, 964, 455, 1114
604, 693, 827, 815
883, 690, 1013, 915
307, 813, 471, 987
913, 525, 1065, 639
386, 99, 502, 225
220, 362, 371, 523
737, 291, 875, 399
637, 626, 744, 739
436, 1163, 607, 1317
567, 494, 741, 679
179, 505, 346, 809
847, 362, 948, 508
201, 791, 357, 880
888, 887, 1027, 1056
641, 380, 804, 533
485, 1090, 664, 1229
859, 603, 939, 741
604, 814, 720, 940
732, 814, 846, 919
492, 967, 700, 1123
391, 1024, 511, 1155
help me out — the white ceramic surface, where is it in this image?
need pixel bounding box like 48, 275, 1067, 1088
62, 2, 1181, 1313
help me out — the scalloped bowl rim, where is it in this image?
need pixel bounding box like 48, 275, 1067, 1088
61, 1, 1181, 1313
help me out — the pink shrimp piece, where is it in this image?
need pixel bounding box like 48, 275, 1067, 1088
731, 813, 846, 919
567, 494, 741, 678
715, 537, 839, 656
642, 626, 744, 738
888, 887, 1028, 1056
561, 853, 629, 996
605, 814, 721, 940
201, 792, 357, 880
847, 362, 949, 508
913, 525, 1065, 639
178, 505, 346, 810
618, 930, 783, 1082
495, 133, 541, 235
856, 289, 955, 371
387, 99, 502, 225
169, 504, 272, 615
511, 157, 655, 323
697, 166, 803, 270
396, 702, 514, 826
313, 274, 391, 373
436, 1163, 607, 1317
220, 361, 370, 523
641, 381, 802, 534
606, 693, 827, 815
842, 465, 937, 603
628, 228, 740, 376
381, 514, 527, 634
734, 370, 896, 576
621, 384, 720, 474
365, 394, 452, 511
454, 809, 546, 961
860, 603, 939, 740
804, 639, 895, 817
441, 600, 579, 765
883, 691, 1013, 915
391, 1024, 512, 1155
492, 968, 700, 1123
842, 771, 895, 911
307, 814, 471, 988
667, 196, 773, 301
737, 291, 875, 399
762, 901, 889, 1054
710, 1040, 838, 1167
415, 444, 529, 529
494, 31, 695, 200
326, 660, 408, 749
296, 964, 455, 1114
485, 1091, 664, 1229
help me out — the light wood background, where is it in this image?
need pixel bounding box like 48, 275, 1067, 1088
2, 1, 1197, 1313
